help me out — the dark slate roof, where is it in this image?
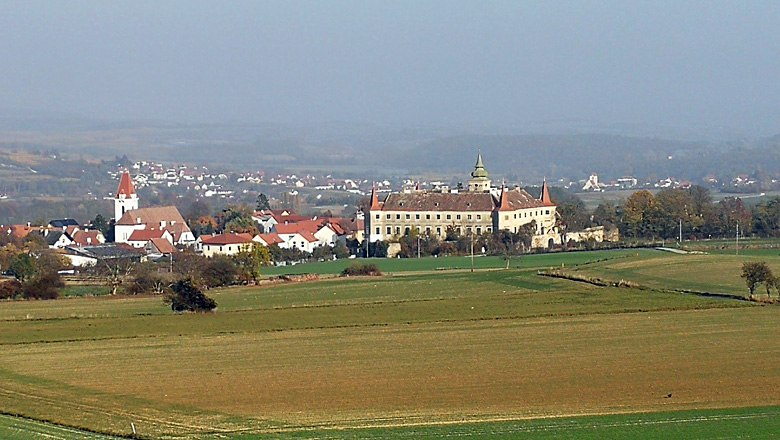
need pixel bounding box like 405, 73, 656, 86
381, 192, 496, 212
43, 230, 68, 246
49, 218, 79, 228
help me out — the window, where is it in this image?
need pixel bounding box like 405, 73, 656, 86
436, 214, 441, 220
386, 214, 391, 219
405, 214, 410, 220
467, 214, 472, 220
405, 227, 411, 235
396, 214, 401, 220
446, 214, 451, 220
486, 227, 492, 232
436, 227, 441, 235
477, 214, 481, 220
467, 227, 472, 234
426, 214, 430, 220
476, 227, 481, 235
456, 214, 461, 220
415, 214, 420, 220
375, 214, 380, 219
386, 226, 391, 234
375, 227, 380, 234
395, 227, 401, 235
546, 209, 550, 215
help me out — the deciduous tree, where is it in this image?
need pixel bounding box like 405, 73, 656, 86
741, 261, 775, 297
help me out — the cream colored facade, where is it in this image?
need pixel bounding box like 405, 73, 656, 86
197, 233, 255, 257
366, 154, 560, 248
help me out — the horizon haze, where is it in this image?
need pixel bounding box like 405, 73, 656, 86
2, 1, 780, 138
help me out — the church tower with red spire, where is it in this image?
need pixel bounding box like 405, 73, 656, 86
114, 170, 139, 221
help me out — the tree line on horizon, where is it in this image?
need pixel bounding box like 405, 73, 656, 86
556, 186, 780, 241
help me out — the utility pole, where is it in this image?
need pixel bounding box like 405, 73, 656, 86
470, 233, 474, 273
678, 218, 682, 244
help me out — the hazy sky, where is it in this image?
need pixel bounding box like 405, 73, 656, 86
2, 1, 780, 134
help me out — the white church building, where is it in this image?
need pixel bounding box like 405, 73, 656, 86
113, 171, 196, 246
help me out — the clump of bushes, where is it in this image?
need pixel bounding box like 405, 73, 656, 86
21, 272, 65, 299
341, 263, 382, 277
0, 280, 22, 300
164, 278, 217, 313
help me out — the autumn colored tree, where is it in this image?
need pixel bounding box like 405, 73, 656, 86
621, 190, 659, 239
234, 244, 271, 284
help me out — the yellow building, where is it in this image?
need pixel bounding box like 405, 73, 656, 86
366, 154, 560, 248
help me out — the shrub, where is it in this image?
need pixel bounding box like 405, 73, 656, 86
202, 255, 239, 288
21, 272, 64, 300
127, 270, 173, 295
0, 279, 22, 299
165, 278, 217, 312
341, 263, 382, 277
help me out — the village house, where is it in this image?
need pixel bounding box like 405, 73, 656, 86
197, 233, 254, 257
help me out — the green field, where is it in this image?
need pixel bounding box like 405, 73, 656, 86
1, 249, 779, 439
263, 249, 652, 276
2, 406, 779, 439
565, 249, 780, 296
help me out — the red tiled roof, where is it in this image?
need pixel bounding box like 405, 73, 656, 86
540, 180, 554, 206
116, 206, 190, 233
70, 230, 105, 247
500, 188, 548, 210
497, 187, 513, 211
326, 221, 345, 235
148, 237, 177, 254
370, 186, 383, 210
116, 171, 136, 198
381, 192, 496, 212
128, 229, 168, 242
274, 221, 319, 235
297, 231, 318, 243
200, 233, 254, 245
255, 233, 284, 245
9, 224, 40, 238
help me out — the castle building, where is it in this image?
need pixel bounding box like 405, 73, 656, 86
113, 170, 196, 246
366, 154, 560, 248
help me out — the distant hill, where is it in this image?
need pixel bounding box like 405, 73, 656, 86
387, 134, 711, 182
0, 118, 779, 184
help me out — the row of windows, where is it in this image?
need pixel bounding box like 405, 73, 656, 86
376, 226, 492, 236
376, 213, 486, 221
503, 209, 551, 221
376, 209, 552, 222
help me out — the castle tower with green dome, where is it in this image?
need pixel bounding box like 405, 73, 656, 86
468, 151, 491, 192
